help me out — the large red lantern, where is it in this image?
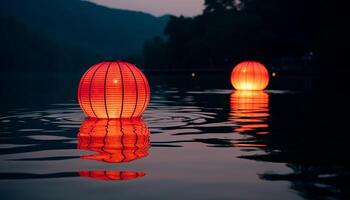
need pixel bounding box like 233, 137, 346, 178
78, 61, 150, 118
231, 61, 269, 90
78, 118, 150, 163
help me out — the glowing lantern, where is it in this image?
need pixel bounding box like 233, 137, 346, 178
79, 171, 145, 181
229, 90, 269, 134
231, 61, 269, 90
78, 61, 150, 118
78, 118, 150, 163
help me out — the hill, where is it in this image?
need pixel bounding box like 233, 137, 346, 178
0, 17, 99, 73
0, 0, 168, 61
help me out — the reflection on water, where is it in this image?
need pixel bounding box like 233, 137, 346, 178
0, 171, 145, 181
1, 74, 350, 200
229, 90, 269, 135
78, 118, 150, 163
77, 118, 149, 181
79, 171, 146, 181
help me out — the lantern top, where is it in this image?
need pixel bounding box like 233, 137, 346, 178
237, 60, 265, 65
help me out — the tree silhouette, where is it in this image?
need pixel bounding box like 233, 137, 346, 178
143, 0, 348, 73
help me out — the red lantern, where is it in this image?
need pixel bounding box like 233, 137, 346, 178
231, 61, 269, 90
79, 171, 145, 181
78, 61, 150, 118
229, 90, 269, 134
78, 118, 150, 163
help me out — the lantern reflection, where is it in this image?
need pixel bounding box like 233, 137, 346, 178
229, 90, 269, 134
78, 118, 150, 163
79, 171, 145, 181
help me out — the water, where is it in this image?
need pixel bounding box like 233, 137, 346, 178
0, 73, 349, 199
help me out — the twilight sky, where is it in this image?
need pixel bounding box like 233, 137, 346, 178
86, 0, 204, 16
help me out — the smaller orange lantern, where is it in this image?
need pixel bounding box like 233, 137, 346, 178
231, 61, 269, 90
79, 171, 145, 181
78, 118, 150, 163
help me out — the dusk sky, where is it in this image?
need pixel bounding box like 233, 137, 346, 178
87, 0, 204, 16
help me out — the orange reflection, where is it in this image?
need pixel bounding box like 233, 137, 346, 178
79, 171, 145, 181
78, 118, 150, 163
229, 90, 269, 134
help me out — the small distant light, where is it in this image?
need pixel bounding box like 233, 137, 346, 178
191, 72, 196, 77
272, 72, 276, 77
114, 79, 118, 83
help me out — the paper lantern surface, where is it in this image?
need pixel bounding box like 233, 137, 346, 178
78, 118, 150, 163
231, 61, 269, 90
78, 61, 150, 118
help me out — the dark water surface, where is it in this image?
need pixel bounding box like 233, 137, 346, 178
0, 73, 349, 200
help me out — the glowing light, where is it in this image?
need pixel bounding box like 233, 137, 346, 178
229, 90, 269, 134
231, 61, 269, 90
78, 118, 150, 163
272, 72, 276, 77
78, 61, 150, 118
192, 72, 196, 77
